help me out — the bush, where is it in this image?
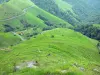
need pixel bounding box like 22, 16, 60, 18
4, 24, 14, 32
51, 35, 54, 38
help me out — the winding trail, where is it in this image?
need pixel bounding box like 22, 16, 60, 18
12, 32, 25, 41
0, 5, 34, 22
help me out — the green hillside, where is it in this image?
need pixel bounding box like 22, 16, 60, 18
32, 0, 79, 26
0, 32, 21, 48
32, 0, 100, 26
0, 0, 72, 38
54, 0, 74, 14
31, 0, 100, 41
0, 0, 100, 75
0, 28, 100, 75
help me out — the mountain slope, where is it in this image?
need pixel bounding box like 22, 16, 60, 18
0, 28, 100, 75
0, 32, 21, 48
32, 0, 100, 40
32, 0, 79, 26
0, 0, 9, 4
32, 0, 100, 26
0, 0, 72, 31
0, 0, 72, 41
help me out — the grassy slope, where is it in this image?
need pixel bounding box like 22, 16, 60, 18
0, 32, 21, 48
93, 24, 100, 28
26, 5, 72, 27
0, 0, 72, 47
0, 0, 72, 32
0, 28, 100, 75
54, 0, 79, 24
0, 0, 33, 19
54, 0, 74, 14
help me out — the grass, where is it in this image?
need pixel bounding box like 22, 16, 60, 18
0, 0, 72, 33
0, 28, 100, 75
54, 0, 78, 24
0, 0, 100, 75
26, 5, 72, 27
93, 24, 100, 28
0, 32, 21, 48
0, 0, 33, 20
54, 0, 76, 16
0, 0, 72, 40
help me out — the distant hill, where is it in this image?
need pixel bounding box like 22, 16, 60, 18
32, 0, 100, 40
0, 0, 9, 4
32, 0, 100, 26
0, 0, 72, 40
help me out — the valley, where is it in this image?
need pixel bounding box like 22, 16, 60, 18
0, 0, 100, 75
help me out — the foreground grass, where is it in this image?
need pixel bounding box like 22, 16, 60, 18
0, 32, 21, 48
0, 28, 100, 75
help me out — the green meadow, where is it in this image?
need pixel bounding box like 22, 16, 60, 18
0, 28, 100, 75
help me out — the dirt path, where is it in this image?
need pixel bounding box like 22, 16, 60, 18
0, 5, 34, 22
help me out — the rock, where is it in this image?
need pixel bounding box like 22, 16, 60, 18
15, 61, 38, 70
73, 62, 79, 67
79, 67, 85, 71
93, 68, 100, 72
61, 70, 67, 73
27, 61, 37, 68
15, 65, 21, 71
16, 66, 21, 69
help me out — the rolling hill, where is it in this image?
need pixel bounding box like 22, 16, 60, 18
32, 0, 100, 40
0, 0, 100, 75
0, 28, 100, 75
0, 0, 72, 47
32, 0, 100, 26
0, 0, 72, 32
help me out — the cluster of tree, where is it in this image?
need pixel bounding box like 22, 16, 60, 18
4, 24, 14, 32
20, 20, 32, 28
37, 14, 67, 30
37, 15, 48, 21
37, 15, 54, 26
75, 25, 100, 40
0, 0, 10, 4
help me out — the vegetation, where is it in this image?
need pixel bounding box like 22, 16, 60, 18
0, 28, 100, 75
0, 0, 10, 4
75, 24, 100, 40
0, 32, 21, 48
0, 0, 100, 75
32, 0, 100, 40
0, 0, 72, 39
32, 0, 100, 26
32, 0, 79, 26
